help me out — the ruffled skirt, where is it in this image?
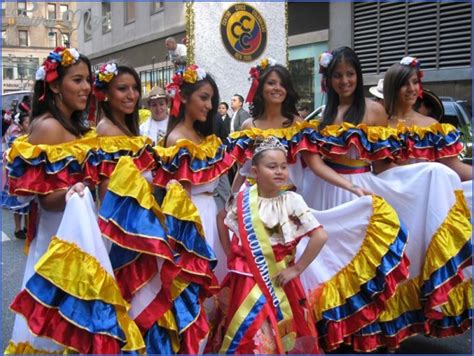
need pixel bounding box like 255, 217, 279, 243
301, 162, 472, 351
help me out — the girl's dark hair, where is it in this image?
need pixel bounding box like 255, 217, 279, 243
97, 66, 141, 136
17, 112, 29, 126
383, 63, 418, 118
219, 102, 229, 110
31, 55, 92, 137
320, 46, 366, 129
250, 64, 299, 127
164, 73, 219, 145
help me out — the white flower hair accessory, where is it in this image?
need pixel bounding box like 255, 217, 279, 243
400, 56, 418, 67
35, 66, 46, 81
319, 51, 333, 70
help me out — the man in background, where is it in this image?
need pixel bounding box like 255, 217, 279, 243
230, 94, 250, 132
165, 37, 187, 70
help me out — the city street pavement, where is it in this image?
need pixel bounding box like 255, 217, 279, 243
1, 209, 472, 353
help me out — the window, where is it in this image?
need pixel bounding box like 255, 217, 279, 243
3, 66, 14, 80
125, 2, 135, 24
2, 30, 6, 46
18, 30, 28, 47
48, 31, 57, 48
102, 1, 112, 33
353, 1, 472, 74
61, 32, 70, 47
59, 4, 68, 21
151, 1, 163, 14
47, 3, 56, 20
289, 58, 315, 110
17, 0, 27, 16
83, 9, 92, 41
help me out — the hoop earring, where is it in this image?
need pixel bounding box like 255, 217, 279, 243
104, 97, 109, 102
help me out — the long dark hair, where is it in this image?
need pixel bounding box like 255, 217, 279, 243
383, 63, 418, 118
164, 74, 219, 145
97, 66, 141, 136
31, 55, 92, 137
250, 64, 299, 127
320, 46, 366, 129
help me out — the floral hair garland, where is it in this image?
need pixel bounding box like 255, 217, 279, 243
318, 51, 333, 93
35, 47, 80, 101
166, 64, 207, 117
93, 62, 118, 102
246, 57, 277, 103
400, 56, 424, 98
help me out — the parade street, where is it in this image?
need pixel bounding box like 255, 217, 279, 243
2, 209, 471, 354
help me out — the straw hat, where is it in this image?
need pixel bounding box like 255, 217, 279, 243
143, 86, 168, 104
369, 79, 384, 100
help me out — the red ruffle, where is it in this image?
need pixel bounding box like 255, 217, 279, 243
114, 253, 159, 302
11, 289, 123, 354
405, 141, 464, 161
348, 322, 427, 353
98, 219, 174, 260
152, 154, 235, 187
99, 150, 156, 178
320, 254, 410, 351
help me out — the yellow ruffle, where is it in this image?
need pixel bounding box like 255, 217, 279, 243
154, 134, 223, 161
379, 277, 422, 321
441, 279, 473, 316
97, 135, 152, 154
107, 156, 164, 220
6, 129, 98, 164
230, 120, 316, 140
4, 341, 66, 354
319, 122, 399, 142
161, 182, 205, 238
157, 309, 180, 353
421, 190, 471, 283
33, 237, 145, 352
313, 195, 404, 319
396, 122, 459, 139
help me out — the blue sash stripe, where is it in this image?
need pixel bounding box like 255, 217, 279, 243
227, 294, 267, 354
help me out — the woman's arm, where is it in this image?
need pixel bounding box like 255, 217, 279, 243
439, 156, 472, 181
274, 227, 328, 286
302, 151, 371, 197
39, 182, 86, 212
231, 169, 246, 193
217, 209, 232, 257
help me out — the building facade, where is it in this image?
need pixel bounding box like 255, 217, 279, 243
76, 1, 184, 93
2, 1, 78, 93
76, 1, 472, 106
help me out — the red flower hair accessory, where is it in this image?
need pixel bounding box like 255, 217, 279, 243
166, 64, 207, 117
245, 57, 277, 103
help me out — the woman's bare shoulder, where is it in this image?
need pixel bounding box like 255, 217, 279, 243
365, 99, 388, 126
96, 118, 125, 136
241, 118, 254, 130
28, 115, 71, 145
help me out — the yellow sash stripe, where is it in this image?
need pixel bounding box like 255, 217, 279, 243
219, 284, 263, 353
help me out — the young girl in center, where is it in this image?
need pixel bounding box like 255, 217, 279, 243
217, 136, 327, 354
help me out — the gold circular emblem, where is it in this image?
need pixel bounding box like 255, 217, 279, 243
220, 3, 267, 62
